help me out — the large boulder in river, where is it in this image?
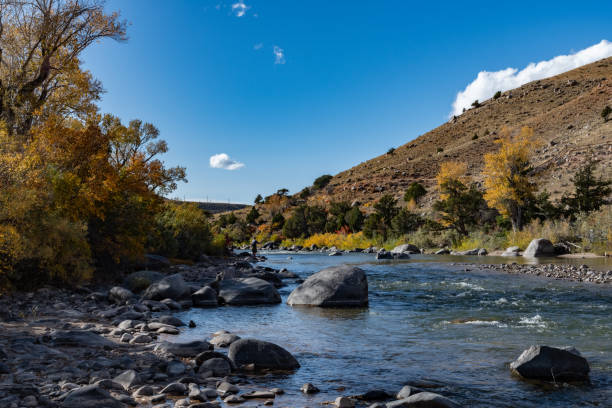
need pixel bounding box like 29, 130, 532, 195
391, 244, 420, 254
142, 273, 191, 301
523, 239, 555, 258
61, 385, 124, 408
375, 249, 393, 259
386, 392, 460, 408
124, 270, 164, 293
287, 265, 368, 307
108, 286, 134, 304
501, 246, 521, 256
192, 286, 218, 307
218, 277, 281, 305
510, 345, 590, 382
228, 338, 300, 370
155, 340, 212, 357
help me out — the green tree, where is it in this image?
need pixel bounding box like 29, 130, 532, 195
326, 201, 351, 232
602, 106, 611, 122
561, 159, 611, 217
433, 179, 486, 235
363, 213, 384, 239
313, 174, 333, 189
374, 194, 399, 228
282, 205, 326, 238
391, 208, 423, 236
277, 188, 289, 196
404, 182, 427, 204
254, 194, 263, 205
270, 212, 285, 230
345, 206, 364, 232
246, 206, 260, 224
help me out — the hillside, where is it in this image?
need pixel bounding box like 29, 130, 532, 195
308, 57, 612, 211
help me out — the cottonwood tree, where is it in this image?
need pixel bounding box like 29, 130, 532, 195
561, 159, 611, 217
483, 127, 538, 231
0, 0, 126, 135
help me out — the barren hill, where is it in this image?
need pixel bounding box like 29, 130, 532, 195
305, 57, 612, 211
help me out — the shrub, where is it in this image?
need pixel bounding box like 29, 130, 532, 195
299, 188, 311, 199
472, 133, 478, 140
246, 206, 260, 224
313, 174, 333, 189
437, 147, 443, 153
493, 91, 502, 99
471, 100, 481, 108
602, 106, 611, 122
391, 208, 424, 236
271, 212, 285, 230
387, 147, 396, 155
404, 182, 427, 203
345, 206, 364, 232
254, 194, 263, 204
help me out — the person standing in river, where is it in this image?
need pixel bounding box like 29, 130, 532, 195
251, 238, 258, 257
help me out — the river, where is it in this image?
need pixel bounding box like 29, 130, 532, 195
169, 252, 612, 407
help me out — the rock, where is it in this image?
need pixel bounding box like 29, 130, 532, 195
188, 383, 207, 401
335, 396, 355, 407
157, 315, 186, 327
253, 272, 286, 288
228, 338, 300, 370
22, 396, 38, 407
61, 385, 124, 408
120, 333, 133, 343
523, 239, 555, 258
161, 298, 182, 310
156, 340, 212, 357
243, 391, 276, 399
356, 390, 392, 401
198, 358, 231, 377
144, 254, 171, 271
195, 351, 235, 371
132, 385, 154, 397
210, 333, 241, 348
157, 326, 180, 335
375, 249, 393, 259
129, 334, 152, 344
108, 286, 135, 304
167, 360, 186, 377
329, 251, 343, 256
142, 273, 191, 301
553, 242, 571, 255
301, 383, 320, 394
510, 345, 590, 382
113, 369, 141, 390
501, 246, 521, 256
217, 381, 239, 396
52, 330, 116, 349
451, 248, 480, 256
224, 394, 245, 403
391, 244, 420, 254
435, 248, 450, 255
160, 382, 187, 395
192, 286, 218, 307
218, 278, 281, 305
396, 385, 422, 399
189, 320, 197, 328
287, 265, 368, 307
270, 388, 284, 395
386, 392, 460, 408
117, 320, 134, 330
477, 248, 488, 256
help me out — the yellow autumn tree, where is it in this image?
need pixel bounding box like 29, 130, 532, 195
436, 161, 467, 199
483, 126, 539, 231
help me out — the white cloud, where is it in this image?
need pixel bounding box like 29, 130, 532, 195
231, 1, 249, 17
209, 153, 245, 170
451, 40, 612, 116
273, 45, 285, 64
253, 42, 263, 50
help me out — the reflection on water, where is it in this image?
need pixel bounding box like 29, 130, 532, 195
168, 252, 612, 407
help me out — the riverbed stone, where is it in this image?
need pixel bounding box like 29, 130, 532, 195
198, 357, 231, 377
287, 265, 368, 307
375, 249, 393, 259
210, 333, 240, 348
156, 340, 212, 357
510, 345, 590, 382
386, 392, 460, 408
61, 384, 124, 408
501, 246, 521, 256
523, 239, 555, 258
157, 315, 186, 327
396, 385, 422, 399
335, 396, 355, 407
142, 273, 191, 301
167, 360, 186, 377
391, 244, 420, 254
108, 286, 135, 304
218, 277, 281, 305
160, 382, 187, 395
301, 383, 320, 394
228, 338, 300, 370
124, 270, 165, 293
52, 330, 116, 349
113, 369, 141, 390
192, 286, 218, 307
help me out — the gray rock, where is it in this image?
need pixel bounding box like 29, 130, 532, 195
195, 351, 235, 370
523, 239, 555, 258
113, 369, 141, 390
198, 358, 231, 377
129, 334, 152, 344
52, 330, 116, 348
228, 338, 300, 370
192, 286, 218, 307
375, 249, 393, 259
117, 320, 134, 330
477, 248, 488, 256
329, 251, 343, 256
501, 246, 521, 256
157, 315, 185, 327
160, 382, 187, 395
553, 242, 571, 255
132, 385, 154, 397
386, 392, 460, 408
217, 381, 239, 396
510, 345, 590, 382
142, 273, 191, 301
210, 333, 240, 348
120, 333, 133, 343
61, 385, 123, 408
287, 265, 368, 307
167, 360, 186, 377
124, 270, 165, 293
451, 248, 480, 256
108, 286, 135, 304
396, 385, 422, 399
155, 340, 212, 357
301, 383, 319, 394
434, 248, 450, 255
335, 396, 355, 407
391, 244, 420, 254
218, 277, 281, 305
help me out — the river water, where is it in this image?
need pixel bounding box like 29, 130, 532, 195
170, 252, 612, 407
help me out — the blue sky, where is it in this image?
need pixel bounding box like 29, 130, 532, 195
82, 1, 612, 203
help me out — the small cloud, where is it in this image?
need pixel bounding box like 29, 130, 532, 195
451, 40, 612, 116
231, 1, 249, 17
273, 45, 285, 64
209, 153, 245, 170
253, 42, 263, 50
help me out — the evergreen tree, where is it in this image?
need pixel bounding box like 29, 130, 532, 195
254, 194, 263, 205
561, 159, 611, 217
404, 182, 427, 204
246, 206, 260, 224
433, 179, 485, 235
345, 206, 364, 232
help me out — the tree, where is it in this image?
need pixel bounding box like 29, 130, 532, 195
602, 106, 611, 122
404, 182, 427, 204
276, 188, 289, 196
483, 127, 538, 231
374, 194, 399, 228
391, 208, 423, 236
363, 213, 384, 239
270, 212, 285, 230
387, 147, 395, 155
493, 91, 502, 99
345, 206, 364, 232
313, 174, 332, 189
299, 188, 310, 199
282, 205, 326, 238
246, 206, 260, 224
561, 159, 611, 217
326, 201, 351, 232
0, 0, 127, 135
254, 194, 263, 205
433, 179, 485, 235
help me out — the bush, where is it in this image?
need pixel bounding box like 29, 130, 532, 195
404, 182, 427, 204
271, 212, 285, 230
246, 206, 260, 224
152, 202, 212, 261
493, 91, 502, 99
472, 133, 478, 140
602, 106, 611, 122
313, 174, 333, 189
282, 205, 326, 238
299, 188, 311, 199
437, 147, 443, 153
391, 208, 424, 236
387, 147, 396, 155
471, 100, 481, 108
345, 206, 364, 232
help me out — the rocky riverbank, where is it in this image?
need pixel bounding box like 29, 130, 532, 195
480, 262, 612, 284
